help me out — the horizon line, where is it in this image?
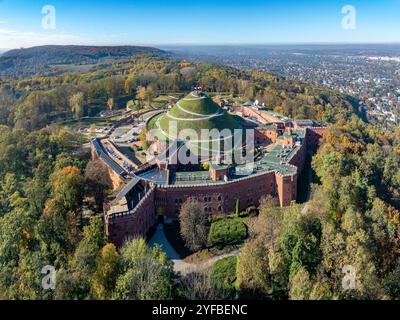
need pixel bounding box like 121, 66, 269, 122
2, 41, 400, 51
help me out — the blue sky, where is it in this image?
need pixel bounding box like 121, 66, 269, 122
0, 0, 399, 48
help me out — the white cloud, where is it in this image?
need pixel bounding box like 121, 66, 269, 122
0, 28, 89, 49
0, 28, 14, 34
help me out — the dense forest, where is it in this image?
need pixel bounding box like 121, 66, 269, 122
0, 45, 168, 78
239, 116, 400, 300
0, 53, 398, 300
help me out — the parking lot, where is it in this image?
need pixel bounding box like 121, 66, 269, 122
102, 140, 137, 173
110, 121, 146, 144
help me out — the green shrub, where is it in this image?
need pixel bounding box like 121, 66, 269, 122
211, 256, 238, 295
208, 218, 247, 247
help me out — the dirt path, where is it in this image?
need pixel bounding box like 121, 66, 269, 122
173, 249, 240, 276
148, 224, 241, 276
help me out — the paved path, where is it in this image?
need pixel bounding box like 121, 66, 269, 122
148, 224, 180, 260
193, 250, 240, 273
174, 249, 240, 276
148, 224, 241, 276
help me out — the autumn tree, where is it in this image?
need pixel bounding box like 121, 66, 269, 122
0, 173, 20, 216
145, 84, 157, 106
136, 86, 147, 107
91, 243, 120, 300
107, 98, 114, 111
54, 216, 105, 300
36, 166, 84, 264
289, 267, 312, 300
237, 238, 272, 299
69, 92, 85, 119
51, 166, 84, 211
178, 271, 230, 300
84, 159, 112, 208
179, 198, 209, 251
113, 239, 173, 300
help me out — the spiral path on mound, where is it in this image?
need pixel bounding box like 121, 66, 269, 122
149, 91, 243, 154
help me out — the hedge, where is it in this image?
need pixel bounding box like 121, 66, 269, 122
208, 218, 247, 247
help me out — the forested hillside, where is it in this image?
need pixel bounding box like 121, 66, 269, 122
238, 117, 400, 300
0, 54, 362, 131
0, 53, 398, 300
0, 45, 168, 78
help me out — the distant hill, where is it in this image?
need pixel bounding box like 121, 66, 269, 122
0, 45, 169, 78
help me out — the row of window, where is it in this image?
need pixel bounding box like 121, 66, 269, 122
204, 206, 223, 213
174, 195, 223, 205
204, 195, 223, 202
169, 183, 277, 208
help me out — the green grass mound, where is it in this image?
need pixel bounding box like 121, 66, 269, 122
171, 95, 221, 116
158, 112, 240, 136
147, 93, 244, 155
154, 92, 242, 139
209, 218, 248, 247
147, 113, 168, 141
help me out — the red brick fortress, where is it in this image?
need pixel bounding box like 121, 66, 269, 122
92, 95, 327, 247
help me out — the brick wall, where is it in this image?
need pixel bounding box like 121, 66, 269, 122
288, 143, 307, 174
239, 106, 283, 124
90, 143, 125, 190
155, 171, 278, 219
276, 173, 297, 207
209, 167, 229, 182
255, 129, 276, 144
105, 189, 156, 247
108, 168, 125, 190
305, 127, 326, 151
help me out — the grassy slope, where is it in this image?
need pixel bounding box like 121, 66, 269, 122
155, 94, 242, 140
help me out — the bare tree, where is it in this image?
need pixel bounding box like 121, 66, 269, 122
179, 198, 209, 251
178, 271, 230, 300
85, 159, 112, 208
